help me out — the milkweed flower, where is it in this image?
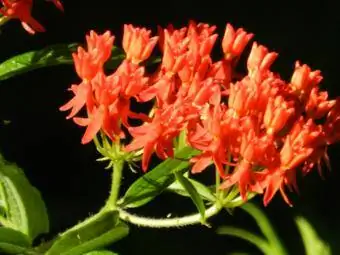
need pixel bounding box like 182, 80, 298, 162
0, 0, 45, 34
60, 22, 340, 207
222, 23, 253, 60
123, 24, 159, 65
0, 0, 63, 34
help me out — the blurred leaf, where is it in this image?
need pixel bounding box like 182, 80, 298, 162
217, 203, 288, 255
0, 44, 124, 81
174, 172, 206, 221
118, 146, 200, 208
167, 178, 216, 202
46, 210, 128, 255
0, 227, 31, 254
241, 203, 287, 255
83, 250, 119, 255
0, 154, 49, 243
217, 226, 271, 254
295, 216, 331, 255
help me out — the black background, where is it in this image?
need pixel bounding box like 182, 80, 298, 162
0, 0, 339, 254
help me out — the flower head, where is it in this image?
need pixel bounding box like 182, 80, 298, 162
60, 22, 340, 207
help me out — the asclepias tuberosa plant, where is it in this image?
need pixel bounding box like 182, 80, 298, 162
0, 1, 339, 254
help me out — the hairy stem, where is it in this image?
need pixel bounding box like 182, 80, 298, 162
106, 160, 124, 209
118, 203, 222, 228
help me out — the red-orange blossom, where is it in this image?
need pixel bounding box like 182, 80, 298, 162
60, 21, 340, 206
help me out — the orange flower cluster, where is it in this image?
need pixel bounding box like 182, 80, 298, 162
0, 0, 63, 34
61, 21, 340, 206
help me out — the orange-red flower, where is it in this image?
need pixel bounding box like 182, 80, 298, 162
290, 61, 322, 98
1, 0, 63, 34
222, 23, 253, 60
123, 24, 159, 65
1, 0, 45, 34
60, 22, 340, 207
247, 42, 278, 82
72, 31, 114, 80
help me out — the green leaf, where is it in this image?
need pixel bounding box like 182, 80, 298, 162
174, 172, 206, 222
0, 154, 49, 243
46, 210, 129, 255
0, 44, 78, 80
0, 44, 124, 81
241, 203, 287, 255
82, 250, 119, 255
217, 226, 272, 254
0, 243, 28, 254
118, 146, 200, 208
295, 217, 331, 255
0, 227, 31, 254
167, 178, 216, 202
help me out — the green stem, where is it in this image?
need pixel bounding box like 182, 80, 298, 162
217, 226, 272, 254
106, 160, 124, 209
118, 203, 222, 228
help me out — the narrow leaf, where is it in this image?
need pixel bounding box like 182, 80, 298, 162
46, 210, 128, 255
241, 203, 287, 255
0, 44, 124, 81
0, 154, 49, 243
118, 147, 200, 208
174, 173, 206, 221
167, 178, 216, 202
217, 226, 272, 254
295, 217, 331, 255
0, 44, 78, 80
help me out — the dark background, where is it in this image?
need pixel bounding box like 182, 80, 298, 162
0, 0, 339, 254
